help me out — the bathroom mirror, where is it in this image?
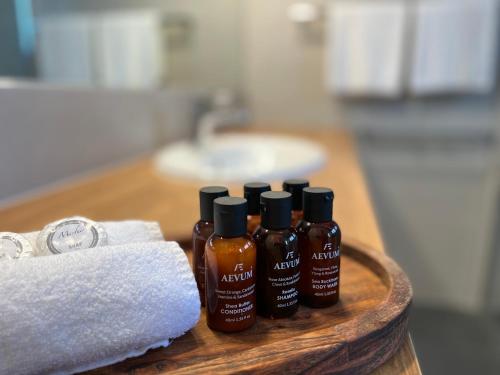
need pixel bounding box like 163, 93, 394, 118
1, 0, 243, 91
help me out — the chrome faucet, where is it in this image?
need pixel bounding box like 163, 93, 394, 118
196, 89, 251, 147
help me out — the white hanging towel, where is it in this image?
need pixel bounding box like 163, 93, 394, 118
410, 0, 499, 95
325, 0, 407, 97
36, 14, 94, 85
94, 11, 165, 89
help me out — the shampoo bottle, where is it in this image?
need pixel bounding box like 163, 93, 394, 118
254, 191, 300, 319
282, 179, 309, 226
192, 186, 229, 306
297, 187, 341, 308
205, 197, 257, 332
244, 182, 271, 234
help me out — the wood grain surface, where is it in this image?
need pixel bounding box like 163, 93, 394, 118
0, 129, 421, 374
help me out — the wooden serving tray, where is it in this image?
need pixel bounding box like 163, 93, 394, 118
88, 238, 412, 375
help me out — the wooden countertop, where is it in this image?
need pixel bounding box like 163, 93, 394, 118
0, 129, 421, 374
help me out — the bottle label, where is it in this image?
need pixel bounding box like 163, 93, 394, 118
269, 250, 300, 310
273, 256, 300, 270
38, 217, 108, 255
221, 268, 253, 282
310, 243, 340, 297
217, 263, 256, 324
0, 232, 34, 260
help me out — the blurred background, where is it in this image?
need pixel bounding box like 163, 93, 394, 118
1, 0, 499, 373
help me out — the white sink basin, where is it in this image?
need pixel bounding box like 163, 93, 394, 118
154, 134, 326, 182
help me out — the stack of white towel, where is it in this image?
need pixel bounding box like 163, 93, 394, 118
0, 220, 200, 375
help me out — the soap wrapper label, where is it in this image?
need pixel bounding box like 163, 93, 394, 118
37, 217, 108, 255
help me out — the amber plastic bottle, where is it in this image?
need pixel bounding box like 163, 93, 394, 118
205, 197, 257, 332
244, 182, 271, 235
254, 191, 300, 319
282, 178, 309, 227
192, 186, 229, 306
297, 187, 341, 308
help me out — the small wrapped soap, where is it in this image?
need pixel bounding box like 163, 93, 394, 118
36, 217, 108, 255
21, 217, 165, 256
0, 232, 34, 260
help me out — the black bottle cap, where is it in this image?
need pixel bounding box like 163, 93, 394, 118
303, 187, 334, 223
213, 197, 248, 237
244, 182, 271, 215
282, 178, 310, 210
260, 191, 292, 230
199, 186, 229, 222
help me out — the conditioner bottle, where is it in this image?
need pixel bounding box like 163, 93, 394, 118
192, 186, 229, 306
297, 187, 341, 308
282, 179, 309, 226
254, 191, 300, 318
205, 197, 257, 332
244, 182, 271, 235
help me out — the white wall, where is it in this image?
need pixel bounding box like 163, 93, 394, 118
242, 0, 343, 127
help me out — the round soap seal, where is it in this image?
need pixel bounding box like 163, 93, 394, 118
0, 232, 34, 260
37, 216, 108, 255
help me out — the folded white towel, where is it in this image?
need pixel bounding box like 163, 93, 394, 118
22, 220, 164, 256
0, 241, 200, 375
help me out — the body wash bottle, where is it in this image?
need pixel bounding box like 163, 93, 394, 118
297, 187, 341, 308
192, 186, 229, 306
205, 197, 257, 332
244, 182, 271, 234
282, 179, 309, 226
254, 191, 300, 319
